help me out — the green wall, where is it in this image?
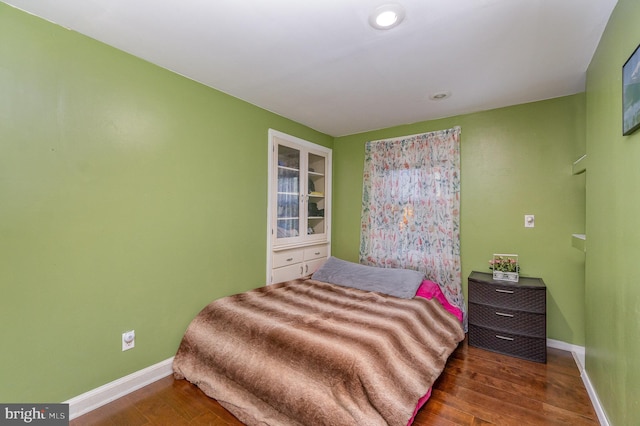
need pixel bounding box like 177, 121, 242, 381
585, 0, 640, 423
333, 95, 587, 346
0, 4, 332, 403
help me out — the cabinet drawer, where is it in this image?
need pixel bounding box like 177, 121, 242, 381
272, 264, 304, 284
469, 280, 545, 313
305, 257, 327, 276
304, 245, 328, 261
469, 303, 545, 337
273, 249, 303, 268
469, 324, 546, 363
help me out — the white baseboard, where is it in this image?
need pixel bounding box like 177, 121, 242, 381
580, 367, 611, 426
546, 338, 585, 371
64, 357, 174, 420
546, 339, 609, 426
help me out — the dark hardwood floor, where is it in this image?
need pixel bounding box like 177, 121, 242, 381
70, 339, 599, 425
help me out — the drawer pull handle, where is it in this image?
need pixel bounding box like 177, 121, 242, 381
305, 264, 309, 273
314, 251, 321, 255
300, 266, 304, 274
495, 335, 514, 341
495, 289, 514, 294
495, 312, 514, 318
286, 257, 294, 262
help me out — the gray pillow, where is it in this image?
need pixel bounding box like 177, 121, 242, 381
312, 256, 424, 299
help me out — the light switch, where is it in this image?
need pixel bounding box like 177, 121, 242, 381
524, 215, 535, 228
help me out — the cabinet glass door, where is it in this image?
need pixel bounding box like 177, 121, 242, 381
307, 152, 326, 237
276, 144, 301, 240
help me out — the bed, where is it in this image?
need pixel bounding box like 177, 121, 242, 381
173, 257, 465, 426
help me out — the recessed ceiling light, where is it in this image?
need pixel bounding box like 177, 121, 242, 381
369, 4, 405, 30
429, 91, 452, 101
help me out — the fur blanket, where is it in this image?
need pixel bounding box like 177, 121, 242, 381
173, 278, 464, 425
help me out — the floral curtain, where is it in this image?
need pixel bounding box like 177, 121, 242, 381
360, 126, 464, 324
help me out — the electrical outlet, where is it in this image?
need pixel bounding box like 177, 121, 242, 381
524, 214, 535, 228
122, 330, 135, 351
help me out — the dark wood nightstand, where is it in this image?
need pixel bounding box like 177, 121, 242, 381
468, 271, 547, 363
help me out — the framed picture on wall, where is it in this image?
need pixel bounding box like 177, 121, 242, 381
623, 43, 640, 136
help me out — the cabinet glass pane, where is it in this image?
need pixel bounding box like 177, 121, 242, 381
276, 144, 301, 240
307, 153, 325, 236
278, 145, 300, 169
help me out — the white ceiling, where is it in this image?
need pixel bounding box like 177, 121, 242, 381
3, 0, 618, 137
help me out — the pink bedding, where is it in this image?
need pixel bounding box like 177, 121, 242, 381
408, 279, 463, 424
416, 279, 464, 322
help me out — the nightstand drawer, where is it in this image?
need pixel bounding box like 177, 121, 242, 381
468, 303, 545, 337
468, 324, 546, 363
469, 281, 545, 313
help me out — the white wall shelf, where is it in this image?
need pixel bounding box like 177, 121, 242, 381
571, 155, 586, 252
572, 154, 587, 175
572, 234, 586, 252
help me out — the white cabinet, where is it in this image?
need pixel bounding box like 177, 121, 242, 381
267, 130, 331, 284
